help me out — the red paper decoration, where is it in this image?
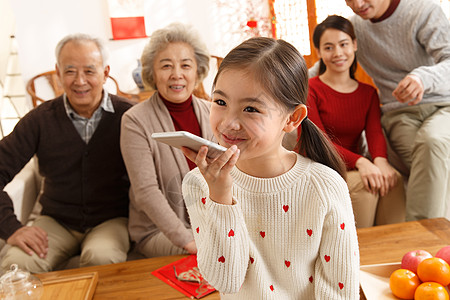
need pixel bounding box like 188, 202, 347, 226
110, 16, 146, 40
246, 20, 258, 28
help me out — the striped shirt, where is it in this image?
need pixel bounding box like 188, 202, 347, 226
63, 90, 114, 143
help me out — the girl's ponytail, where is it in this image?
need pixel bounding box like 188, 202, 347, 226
299, 118, 347, 180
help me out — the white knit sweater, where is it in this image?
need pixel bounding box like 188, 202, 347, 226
351, 0, 450, 113
182, 153, 360, 299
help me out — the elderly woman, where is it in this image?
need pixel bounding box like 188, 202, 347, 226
120, 23, 212, 257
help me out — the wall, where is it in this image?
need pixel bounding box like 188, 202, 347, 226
0, 0, 15, 84
1, 0, 29, 138
8, 0, 219, 98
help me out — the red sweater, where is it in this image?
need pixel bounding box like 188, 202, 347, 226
305, 76, 387, 170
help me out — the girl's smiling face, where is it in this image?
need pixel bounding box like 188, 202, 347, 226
210, 69, 291, 164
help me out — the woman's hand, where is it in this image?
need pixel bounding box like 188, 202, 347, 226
182, 145, 240, 205
355, 157, 385, 196
373, 157, 398, 194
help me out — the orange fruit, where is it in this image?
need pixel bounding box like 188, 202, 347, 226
417, 257, 450, 286
389, 268, 421, 299
414, 282, 449, 300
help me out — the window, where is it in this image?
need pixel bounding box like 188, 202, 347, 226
272, 0, 310, 55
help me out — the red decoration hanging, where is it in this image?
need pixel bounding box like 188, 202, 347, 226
246, 20, 258, 28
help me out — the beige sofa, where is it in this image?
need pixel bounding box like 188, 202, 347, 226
0, 158, 142, 272
0, 158, 42, 269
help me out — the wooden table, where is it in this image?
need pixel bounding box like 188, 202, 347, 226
35, 218, 450, 300
358, 218, 450, 299
37, 254, 219, 300
358, 217, 450, 265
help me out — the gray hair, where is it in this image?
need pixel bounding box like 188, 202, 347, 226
141, 23, 210, 90
55, 33, 109, 67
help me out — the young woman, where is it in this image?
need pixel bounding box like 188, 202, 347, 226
307, 15, 405, 228
181, 37, 360, 299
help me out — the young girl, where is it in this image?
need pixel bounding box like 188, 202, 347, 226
307, 15, 406, 228
181, 37, 359, 299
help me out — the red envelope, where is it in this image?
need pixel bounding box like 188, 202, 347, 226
151, 255, 216, 299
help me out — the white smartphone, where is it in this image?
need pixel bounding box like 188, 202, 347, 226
151, 131, 227, 159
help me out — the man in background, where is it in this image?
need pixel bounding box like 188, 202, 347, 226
344, 0, 450, 221
0, 33, 133, 273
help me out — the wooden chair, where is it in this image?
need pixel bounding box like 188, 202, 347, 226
194, 55, 223, 101
26, 55, 225, 106
211, 55, 223, 69
26, 70, 139, 107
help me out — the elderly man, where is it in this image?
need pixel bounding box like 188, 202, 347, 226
0, 34, 133, 273
343, 0, 450, 221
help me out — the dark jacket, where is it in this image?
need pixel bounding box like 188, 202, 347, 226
0, 94, 133, 239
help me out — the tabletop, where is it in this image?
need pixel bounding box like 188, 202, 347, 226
358, 217, 450, 266
35, 218, 450, 300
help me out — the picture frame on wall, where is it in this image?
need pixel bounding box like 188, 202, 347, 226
107, 0, 147, 40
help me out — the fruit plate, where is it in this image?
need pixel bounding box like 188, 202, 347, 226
360, 262, 401, 299
360, 262, 450, 299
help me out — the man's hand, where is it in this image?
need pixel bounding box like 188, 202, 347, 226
392, 75, 424, 105
6, 226, 48, 258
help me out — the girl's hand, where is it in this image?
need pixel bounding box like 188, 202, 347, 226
373, 157, 398, 194
183, 240, 197, 255
182, 145, 240, 205
355, 157, 386, 196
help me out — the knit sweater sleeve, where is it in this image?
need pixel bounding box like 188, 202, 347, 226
363, 86, 387, 160
312, 168, 360, 299
0, 109, 40, 239
410, 3, 450, 95
182, 169, 250, 293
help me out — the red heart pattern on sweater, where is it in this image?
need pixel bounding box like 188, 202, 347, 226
196, 203, 350, 291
